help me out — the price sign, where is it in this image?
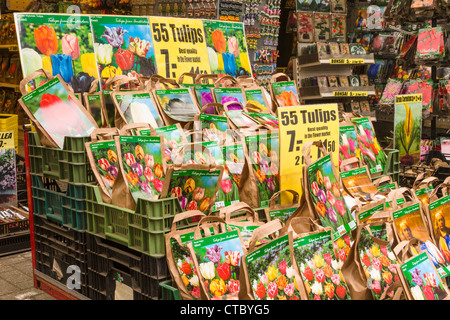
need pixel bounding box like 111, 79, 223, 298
329, 58, 365, 64
0, 131, 15, 150
278, 104, 339, 203
149, 17, 211, 80
333, 91, 368, 97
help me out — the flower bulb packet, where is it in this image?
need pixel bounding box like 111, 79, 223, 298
19, 76, 98, 149
117, 135, 166, 202
212, 87, 245, 106
291, 230, 351, 300
84, 93, 107, 128
270, 81, 299, 107
400, 251, 450, 300
112, 92, 164, 128
179, 83, 215, 110
243, 88, 270, 112
87, 140, 119, 197
154, 88, 200, 123
340, 166, 379, 202
196, 114, 231, 144
339, 123, 360, 168
189, 230, 246, 300
245, 113, 279, 129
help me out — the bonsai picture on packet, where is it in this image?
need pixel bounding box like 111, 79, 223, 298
20, 77, 97, 149
191, 230, 245, 300
15, 13, 99, 92
90, 15, 157, 82
292, 231, 351, 300
247, 235, 301, 300
203, 20, 252, 78
118, 135, 165, 202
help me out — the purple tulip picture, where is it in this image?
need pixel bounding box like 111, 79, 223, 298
101, 26, 128, 48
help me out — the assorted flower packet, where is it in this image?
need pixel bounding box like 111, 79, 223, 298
427, 195, 450, 277
88, 140, 119, 196
154, 88, 200, 123
117, 135, 166, 202
358, 224, 399, 300
340, 166, 379, 202
351, 117, 387, 176
406, 80, 434, 111
243, 88, 270, 112
339, 124, 360, 169
90, 15, 157, 81
213, 87, 246, 106
161, 167, 223, 213
245, 113, 279, 129
19, 76, 98, 149
140, 124, 187, 165
331, 14, 346, 41
400, 251, 449, 300
113, 92, 164, 128
271, 81, 299, 107
246, 234, 301, 300
245, 132, 280, 208
190, 229, 246, 300
291, 230, 351, 300
416, 27, 445, 61
197, 114, 230, 144
392, 202, 450, 274
307, 153, 356, 239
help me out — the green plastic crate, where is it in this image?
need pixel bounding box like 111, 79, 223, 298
27, 132, 95, 184
159, 280, 181, 300
85, 184, 183, 257
371, 149, 400, 184
31, 174, 88, 231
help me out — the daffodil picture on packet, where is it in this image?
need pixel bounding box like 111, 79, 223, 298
90, 15, 157, 83
15, 13, 99, 92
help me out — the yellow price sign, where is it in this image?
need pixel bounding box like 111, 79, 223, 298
395, 94, 422, 104
149, 17, 211, 80
329, 58, 365, 64
278, 104, 340, 204
0, 131, 15, 149
333, 91, 368, 97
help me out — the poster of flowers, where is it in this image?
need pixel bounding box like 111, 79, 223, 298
401, 252, 449, 300
352, 117, 387, 175
394, 95, 422, 166
203, 20, 252, 78
307, 154, 355, 237
15, 13, 99, 92
164, 168, 222, 213
358, 225, 400, 299
392, 202, 450, 274
245, 132, 280, 208
213, 88, 246, 106
246, 235, 300, 300
244, 89, 270, 112
338, 125, 360, 170
0, 147, 17, 208
114, 92, 164, 128
292, 231, 351, 300
340, 166, 379, 201
118, 135, 165, 201
90, 15, 157, 83
271, 82, 299, 107
20, 77, 97, 149
154, 88, 199, 123
89, 140, 119, 196
191, 230, 245, 300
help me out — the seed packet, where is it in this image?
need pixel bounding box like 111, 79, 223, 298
406, 80, 433, 112
331, 14, 346, 41
5, 54, 20, 82
245, 113, 279, 129
416, 27, 445, 62
291, 228, 352, 300
340, 166, 379, 201
316, 42, 329, 58
360, 34, 373, 52
154, 88, 200, 123
318, 76, 329, 87
226, 110, 259, 129
355, 7, 367, 28
366, 5, 385, 30
359, 75, 370, 87
340, 43, 350, 55
350, 43, 366, 55
271, 81, 299, 107
400, 251, 450, 300
339, 76, 349, 87
212, 87, 246, 106
314, 13, 331, 42
117, 135, 166, 202
184, 84, 215, 110
360, 100, 371, 112
351, 116, 387, 175
331, 0, 347, 13
88, 140, 120, 197
349, 75, 360, 87
329, 42, 341, 56
297, 11, 315, 43
317, 0, 331, 12
328, 76, 339, 88
244, 88, 270, 113
351, 101, 361, 113
379, 79, 403, 105
189, 229, 246, 300
427, 195, 450, 275
297, 0, 315, 11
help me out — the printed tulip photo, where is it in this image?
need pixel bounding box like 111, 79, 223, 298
245, 113, 279, 129
16, 13, 98, 92
192, 230, 245, 300
203, 20, 252, 77
292, 231, 351, 300
358, 225, 400, 299
402, 252, 448, 300
271, 82, 299, 107
244, 89, 269, 112
247, 235, 300, 300
338, 125, 360, 169
118, 136, 165, 202
90, 15, 157, 83
213, 88, 246, 108
114, 92, 164, 128
199, 114, 230, 144
90, 140, 119, 196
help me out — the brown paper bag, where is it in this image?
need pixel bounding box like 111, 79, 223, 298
413, 175, 440, 206
83, 79, 109, 128
264, 189, 301, 226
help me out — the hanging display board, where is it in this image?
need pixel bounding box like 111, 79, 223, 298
278, 103, 339, 203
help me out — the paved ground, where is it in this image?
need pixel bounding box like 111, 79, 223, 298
0, 251, 55, 300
